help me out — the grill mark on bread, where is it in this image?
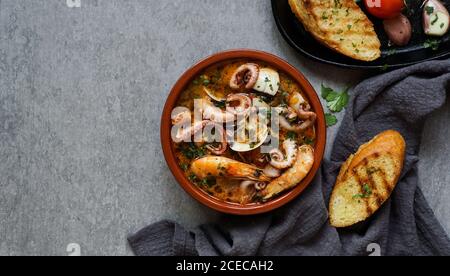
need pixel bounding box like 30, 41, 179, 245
356, 158, 381, 214
353, 170, 371, 217
378, 169, 392, 194
367, 172, 383, 210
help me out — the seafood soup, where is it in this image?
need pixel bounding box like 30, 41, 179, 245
171, 60, 317, 205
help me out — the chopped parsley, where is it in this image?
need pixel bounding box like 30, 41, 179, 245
180, 143, 207, 160
431, 14, 439, 25
304, 136, 315, 145
188, 173, 198, 183
266, 109, 272, 121
213, 101, 226, 108
425, 6, 434, 15
180, 163, 189, 171
424, 39, 440, 51
353, 184, 373, 199
198, 75, 210, 86
286, 131, 298, 140
199, 177, 216, 188
386, 48, 397, 56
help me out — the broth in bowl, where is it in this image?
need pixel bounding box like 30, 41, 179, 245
171, 59, 316, 205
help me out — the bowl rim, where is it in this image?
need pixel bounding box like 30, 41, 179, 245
160, 49, 327, 215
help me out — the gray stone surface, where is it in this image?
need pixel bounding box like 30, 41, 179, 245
0, 0, 448, 256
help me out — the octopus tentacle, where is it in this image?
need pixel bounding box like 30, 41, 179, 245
203, 122, 228, 155
229, 63, 260, 89
269, 139, 298, 169
171, 109, 192, 125
175, 120, 208, 142
226, 93, 252, 116
199, 99, 235, 123
240, 181, 267, 193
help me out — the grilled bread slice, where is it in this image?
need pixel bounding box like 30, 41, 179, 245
329, 130, 406, 228
288, 0, 381, 61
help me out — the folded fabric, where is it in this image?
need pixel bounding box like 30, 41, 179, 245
129, 59, 450, 256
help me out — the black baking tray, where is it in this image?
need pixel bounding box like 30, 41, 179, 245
272, 0, 450, 69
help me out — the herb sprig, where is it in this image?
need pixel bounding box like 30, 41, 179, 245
353, 184, 373, 199
321, 84, 350, 127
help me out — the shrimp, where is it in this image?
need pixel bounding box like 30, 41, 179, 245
259, 145, 314, 201
191, 156, 272, 182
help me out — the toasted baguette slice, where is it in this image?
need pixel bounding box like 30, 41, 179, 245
289, 0, 381, 61
329, 130, 406, 228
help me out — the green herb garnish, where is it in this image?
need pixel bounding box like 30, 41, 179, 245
325, 113, 338, 127
321, 84, 350, 127
304, 137, 315, 145
353, 184, 373, 199
188, 173, 198, 183
425, 6, 434, 15
180, 143, 207, 160
386, 48, 397, 56
431, 14, 439, 25
321, 84, 350, 113
286, 131, 298, 140
180, 163, 189, 171
199, 177, 216, 188
214, 101, 226, 108
424, 39, 440, 51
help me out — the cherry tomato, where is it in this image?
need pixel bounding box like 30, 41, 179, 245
364, 0, 406, 19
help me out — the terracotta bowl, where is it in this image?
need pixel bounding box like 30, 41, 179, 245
161, 49, 326, 215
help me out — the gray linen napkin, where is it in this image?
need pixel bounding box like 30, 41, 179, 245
129, 59, 450, 256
